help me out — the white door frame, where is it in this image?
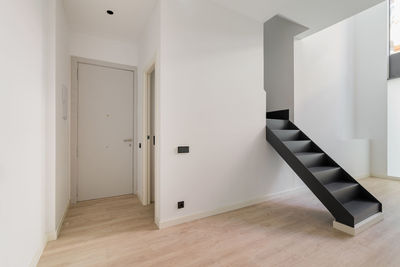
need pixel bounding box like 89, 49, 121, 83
70, 56, 137, 204
142, 63, 156, 206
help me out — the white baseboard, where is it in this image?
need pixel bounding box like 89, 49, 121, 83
46, 231, 57, 242
29, 234, 48, 267
49, 202, 70, 241
154, 216, 161, 229
158, 186, 306, 229
31, 202, 70, 266
137, 192, 146, 206
371, 175, 400, 181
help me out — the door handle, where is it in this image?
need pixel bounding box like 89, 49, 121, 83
153, 136, 155, 146
123, 139, 133, 142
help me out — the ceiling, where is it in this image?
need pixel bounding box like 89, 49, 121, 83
63, 0, 384, 42
63, 0, 157, 42
208, 0, 385, 37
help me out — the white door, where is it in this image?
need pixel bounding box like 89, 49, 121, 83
77, 63, 134, 201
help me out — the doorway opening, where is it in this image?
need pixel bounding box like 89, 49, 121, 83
70, 57, 137, 203
143, 64, 156, 207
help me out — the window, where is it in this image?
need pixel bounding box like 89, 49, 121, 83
391, 0, 400, 54
390, 0, 400, 78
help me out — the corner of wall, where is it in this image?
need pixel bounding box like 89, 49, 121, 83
29, 234, 48, 267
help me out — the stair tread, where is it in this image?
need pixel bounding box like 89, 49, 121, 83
309, 166, 341, 173
284, 140, 311, 143
272, 129, 299, 132
272, 129, 305, 141
343, 199, 380, 220
266, 118, 382, 227
266, 119, 290, 130
325, 182, 358, 192
267, 119, 288, 121
295, 152, 324, 156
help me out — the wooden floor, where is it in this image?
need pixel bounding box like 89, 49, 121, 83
39, 178, 400, 267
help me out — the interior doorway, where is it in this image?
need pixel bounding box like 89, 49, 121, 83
143, 64, 156, 205
70, 57, 137, 203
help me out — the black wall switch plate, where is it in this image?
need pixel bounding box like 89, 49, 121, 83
178, 146, 189, 153
178, 201, 184, 209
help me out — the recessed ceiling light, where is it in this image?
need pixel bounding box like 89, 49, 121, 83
106, 10, 114, 15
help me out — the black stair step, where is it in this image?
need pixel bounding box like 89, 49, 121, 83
325, 182, 359, 203
343, 199, 380, 225
309, 166, 342, 184
266, 119, 289, 130
325, 182, 358, 192
272, 130, 303, 141
295, 152, 325, 167
266, 116, 382, 229
283, 140, 313, 153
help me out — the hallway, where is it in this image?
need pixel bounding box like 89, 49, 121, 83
39, 178, 400, 267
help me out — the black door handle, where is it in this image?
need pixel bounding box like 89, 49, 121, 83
153, 136, 155, 145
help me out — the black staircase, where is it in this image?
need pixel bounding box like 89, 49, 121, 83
266, 110, 382, 228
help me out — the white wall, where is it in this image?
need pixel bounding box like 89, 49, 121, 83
46, 0, 70, 242
0, 0, 50, 265
158, 0, 299, 225
294, 17, 370, 178
69, 32, 139, 66
55, 0, 71, 234
265, 16, 307, 121
354, 2, 388, 178
294, 2, 388, 179
136, 2, 161, 209
388, 79, 400, 176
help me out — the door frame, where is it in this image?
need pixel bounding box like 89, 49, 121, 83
70, 56, 137, 204
142, 63, 156, 206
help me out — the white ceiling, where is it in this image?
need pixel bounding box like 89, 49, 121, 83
63, 0, 157, 42
208, 0, 385, 37
63, 0, 384, 43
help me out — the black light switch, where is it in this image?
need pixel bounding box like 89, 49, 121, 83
178, 201, 184, 209
178, 146, 189, 153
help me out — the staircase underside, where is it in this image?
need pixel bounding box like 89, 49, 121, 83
266, 110, 383, 235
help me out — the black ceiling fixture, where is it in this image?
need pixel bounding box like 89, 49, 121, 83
106, 10, 114, 15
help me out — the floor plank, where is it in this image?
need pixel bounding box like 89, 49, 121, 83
38, 178, 400, 267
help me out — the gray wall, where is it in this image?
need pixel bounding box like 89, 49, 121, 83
264, 15, 307, 120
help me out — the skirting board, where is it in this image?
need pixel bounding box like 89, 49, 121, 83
333, 212, 384, 236
372, 175, 400, 182
47, 202, 70, 241
29, 235, 47, 267
31, 203, 70, 266
158, 186, 307, 229
46, 231, 57, 242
